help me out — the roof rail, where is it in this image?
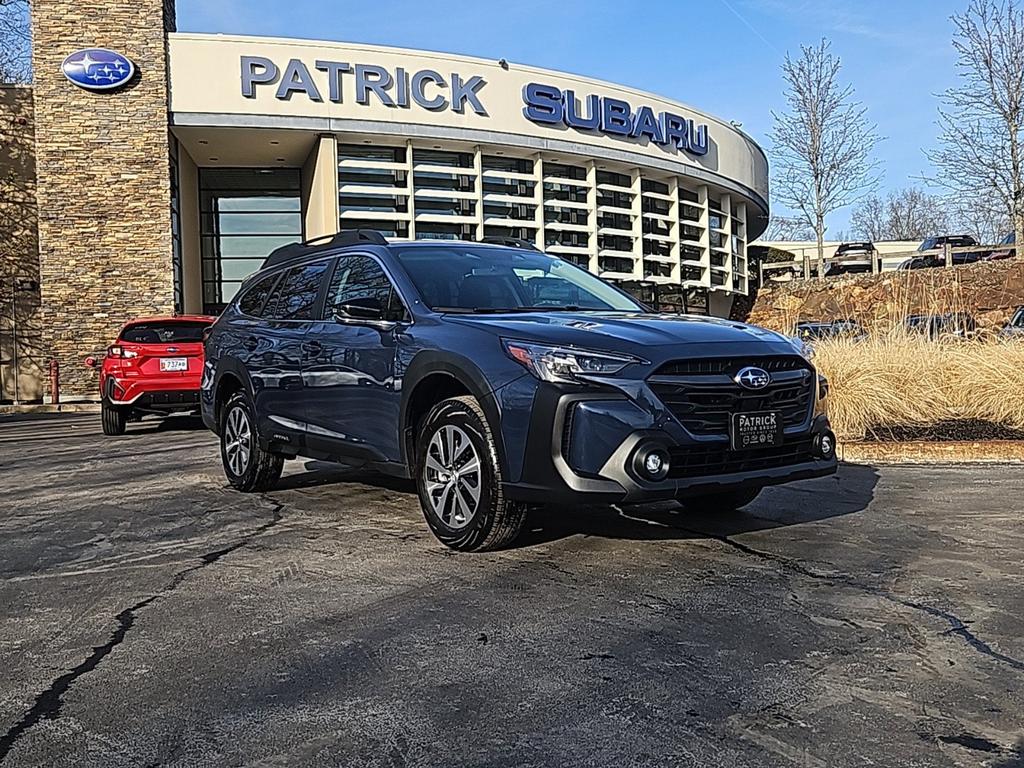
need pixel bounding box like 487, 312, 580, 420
480, 236, 541, 252
262, 230, 388, 269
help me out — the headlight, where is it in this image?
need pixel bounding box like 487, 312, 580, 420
503, 340, 643, 383
790, 336, 815, 360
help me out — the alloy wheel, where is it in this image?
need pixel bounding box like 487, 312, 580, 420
224, 406, 252, 477
424, 424, 481, 529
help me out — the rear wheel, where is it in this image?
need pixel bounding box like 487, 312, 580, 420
101, 399, 127, 436
684, 487, 761, 514
220, 391, 283, 492
416, 396, 527, 552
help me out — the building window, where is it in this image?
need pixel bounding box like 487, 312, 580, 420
199, 168, 302, 315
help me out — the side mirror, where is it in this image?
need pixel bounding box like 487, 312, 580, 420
336, 299, 385, 322
84, 356, 98, 368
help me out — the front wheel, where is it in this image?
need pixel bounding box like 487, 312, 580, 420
416, 396, 527, 552
684, 487, 761, 514
219, 391, 283, 492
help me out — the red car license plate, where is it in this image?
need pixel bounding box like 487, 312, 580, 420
159, 357, 188, 372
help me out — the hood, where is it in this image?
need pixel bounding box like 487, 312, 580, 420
444, 312, 797, 353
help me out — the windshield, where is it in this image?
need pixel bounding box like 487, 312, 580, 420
391, 244, 646, 313
119, 321, 207, 344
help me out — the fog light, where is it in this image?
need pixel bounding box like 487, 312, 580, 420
644, 452, 665, 476
634, 445, 670, 481
815, 431, 837, 459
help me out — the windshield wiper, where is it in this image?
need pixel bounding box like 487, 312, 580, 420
432, 306, 526, 314
434, 305, 603, 314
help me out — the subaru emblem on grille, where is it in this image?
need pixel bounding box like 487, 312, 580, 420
735, 366, 771, 390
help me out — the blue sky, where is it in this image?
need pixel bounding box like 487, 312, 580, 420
177, 0, 967, 236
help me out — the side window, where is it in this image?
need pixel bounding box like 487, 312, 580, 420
325, 256, 406, 322
265, 262, 329, 320
237, 272, 280, 317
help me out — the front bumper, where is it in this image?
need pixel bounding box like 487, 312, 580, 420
501, 380, 837, 505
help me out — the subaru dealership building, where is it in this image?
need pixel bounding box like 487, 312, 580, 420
1, 0, 769, 400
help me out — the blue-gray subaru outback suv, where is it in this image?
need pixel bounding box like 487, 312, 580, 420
202, 231, 837, 551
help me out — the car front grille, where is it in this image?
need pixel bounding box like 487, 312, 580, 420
649, 356, 814, 437
654, 356, 809, 377
667, 438, 816, 479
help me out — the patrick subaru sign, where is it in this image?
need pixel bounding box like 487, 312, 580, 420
238, 56, 709, 158
62, 49, 136, 90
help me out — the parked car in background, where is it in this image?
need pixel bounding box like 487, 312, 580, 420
987, 232, 1017, 260
1000, 306, 1024, 339
904, 312, 977, 340
899, 235, 985, 270
796, 319, 867, 343
825, 242, 875, 277
85, 315, 215, 435
202, 232, 838, 551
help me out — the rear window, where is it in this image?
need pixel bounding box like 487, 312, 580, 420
120, 321, 208, 344
238, 272, 281, 317
836, 242, 872, 253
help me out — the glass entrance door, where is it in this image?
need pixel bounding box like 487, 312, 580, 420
199, 168, 301, 315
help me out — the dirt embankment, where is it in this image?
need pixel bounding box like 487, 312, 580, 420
749, 259, 1024, 332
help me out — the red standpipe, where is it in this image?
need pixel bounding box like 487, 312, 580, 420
49, 359, 60, 405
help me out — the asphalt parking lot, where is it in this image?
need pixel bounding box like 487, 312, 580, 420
0, 413, 1022, 767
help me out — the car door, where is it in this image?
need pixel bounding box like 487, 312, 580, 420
249, 260, 330, 443
302, 253, 408, 464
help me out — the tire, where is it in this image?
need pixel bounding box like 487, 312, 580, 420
684, 487, 762, 514
101, 399, 127, 436
219, 391, 284, 492
415, 395, 527, 552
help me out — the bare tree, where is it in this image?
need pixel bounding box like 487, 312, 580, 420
769, 39, 882, 279
0, 0, 30, 84
849, 195, 888, 242
945, 193, 1010, 243
927, 0, 1024, 253
851, 188, 949, 241
762, 214, 815, 241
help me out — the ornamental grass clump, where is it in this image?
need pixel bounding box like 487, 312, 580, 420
812, 335, 1024, 442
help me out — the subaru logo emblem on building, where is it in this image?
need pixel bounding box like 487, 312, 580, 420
735, 366, 771, 390
61, 49, 135, 91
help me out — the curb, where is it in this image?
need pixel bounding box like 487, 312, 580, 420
0, 403, 101, 415
841, 440, 1024, 464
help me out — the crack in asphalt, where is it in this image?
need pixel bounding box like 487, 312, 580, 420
0, 498, 285, 766
675, 523, 1024, 674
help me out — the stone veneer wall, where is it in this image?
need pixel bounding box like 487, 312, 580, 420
31, 0, 177, 398
748, 260, 1024, 334
0, 86, 42, 401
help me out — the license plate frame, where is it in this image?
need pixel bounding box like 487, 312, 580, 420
730, 410, 784, 451
159, 357, 188, 373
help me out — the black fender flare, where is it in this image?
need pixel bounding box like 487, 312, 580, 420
210, 356, 258, 430
399, 351, 506, 474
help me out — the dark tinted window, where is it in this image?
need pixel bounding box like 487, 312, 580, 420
325, 256, 406, 322
265, 262, 329, 320
238, 272, 280, 316
120, 321, 208, 344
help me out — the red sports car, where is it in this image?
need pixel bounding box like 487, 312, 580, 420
85, 315, 215, 435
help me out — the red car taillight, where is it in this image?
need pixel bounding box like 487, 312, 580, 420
107, 345, 138, 359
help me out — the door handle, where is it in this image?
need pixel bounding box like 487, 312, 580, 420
242, 336, 258, 351
301, 340, 323, 356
